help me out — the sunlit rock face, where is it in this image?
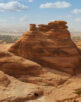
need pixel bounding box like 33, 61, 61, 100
38, 21, 70, 39
8, 21, 81, 75
0, 71, 43, 102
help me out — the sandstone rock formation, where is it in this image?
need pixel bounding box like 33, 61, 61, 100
0, 51, 70, 87
0, 71, 10, 87
0, 63, 81, 102
0, 51, 42, 78
0, 71, 43, 102
0, 20, 81, 101
0, 51, 71, 102
38, 21, 70, 39
8, 21, 81, 75
46, 75, 81, 102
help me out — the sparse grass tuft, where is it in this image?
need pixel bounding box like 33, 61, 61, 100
74, 89, 81, 96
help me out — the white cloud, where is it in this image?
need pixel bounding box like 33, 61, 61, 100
19, 0, 33, 2
0, 1, 28, 12
40, 1, 71, 8
75, 18, 81, 22
27, 0, 33, 2
73, 9, 81, 14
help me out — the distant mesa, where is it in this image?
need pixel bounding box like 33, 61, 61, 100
8, 20, 81, 75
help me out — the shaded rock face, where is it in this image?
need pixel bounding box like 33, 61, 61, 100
8, 21, 81, 75
0, 51, 42, 78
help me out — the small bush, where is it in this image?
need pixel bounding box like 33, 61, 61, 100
74, 89, 81, 96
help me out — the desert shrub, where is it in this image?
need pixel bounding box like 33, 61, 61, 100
74, 89, 81, 96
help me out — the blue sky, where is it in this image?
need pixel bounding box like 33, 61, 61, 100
0, 0, 81, 33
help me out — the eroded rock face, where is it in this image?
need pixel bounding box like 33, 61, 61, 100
0, 51, 69, 102
0, 71, 43, 102
0, 51, 42, 78
38, 21, 70, 39
46, 75, 81, 102
30, 24, 37, 31
0, 71, 10, 87
8, 21, 81, 75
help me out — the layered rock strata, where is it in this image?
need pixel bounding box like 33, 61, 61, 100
8, 21, 81, 75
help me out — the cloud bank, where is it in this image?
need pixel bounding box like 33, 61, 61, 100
0, 1, 28, 12
73, 9, 81, 14
40, 1, 71, 8
27, 0, 33, 2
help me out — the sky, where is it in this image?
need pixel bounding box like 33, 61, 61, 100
0, 0, 81, 33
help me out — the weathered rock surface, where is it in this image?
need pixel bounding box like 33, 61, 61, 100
0, 71, 10, 87
1, 70, 81, 102
46, 75, 81, 102
8, 21, 81, 75
0, 51, 42, 78
0, 51, 70, 88
26, 74, 81, 102
19, 67, 70, 87
0, 71, 44, 102
38, 21, 70, 39
0, 52, 71, 102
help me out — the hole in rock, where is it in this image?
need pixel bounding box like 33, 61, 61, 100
34, 93, 39, 97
